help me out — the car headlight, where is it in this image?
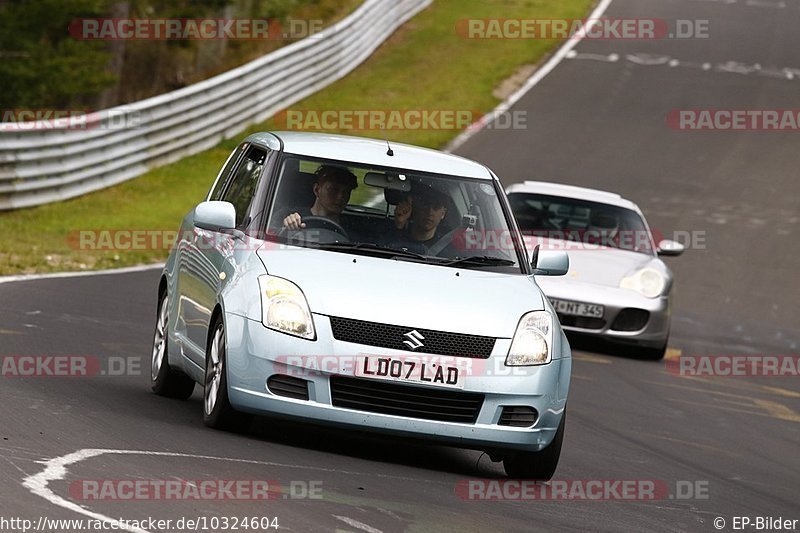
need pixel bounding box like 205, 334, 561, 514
258, 276, 315, 340
506, 311, 553, 366
619, 268, 665, 298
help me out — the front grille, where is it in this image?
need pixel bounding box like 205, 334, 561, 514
329, 376, 484, 423
610, 308, 650, 332
329, 316, 495, 358
267, 375, 309, 400
557, 315, 606, 330
498, 406, 538, 427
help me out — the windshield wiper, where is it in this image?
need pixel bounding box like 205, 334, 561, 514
316, 242, 430, 261
442, 255, 516, 268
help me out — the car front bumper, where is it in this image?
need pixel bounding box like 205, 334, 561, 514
536, 278, 671, 348
223, 312, 570, 453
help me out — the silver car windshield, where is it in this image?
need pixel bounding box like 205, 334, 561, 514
265, 155, 524, 272
508, 193, 655, 255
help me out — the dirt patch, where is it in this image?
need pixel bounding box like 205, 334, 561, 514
493, 64, 539, 100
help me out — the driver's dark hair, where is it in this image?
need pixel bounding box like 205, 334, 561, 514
315, 164, 358, 190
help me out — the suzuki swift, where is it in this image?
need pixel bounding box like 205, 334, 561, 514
150, 131, 572, 479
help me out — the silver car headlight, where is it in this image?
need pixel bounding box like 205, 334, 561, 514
506, 311, 553, 366
619, 268, 665, 298
258, 275, 315, 340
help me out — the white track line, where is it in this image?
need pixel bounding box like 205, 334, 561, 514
0, 263, 164, 285
445, 0, 614, 152
333, 515, 384, 533
23, 447, 448, 532
23, 449, 150, 533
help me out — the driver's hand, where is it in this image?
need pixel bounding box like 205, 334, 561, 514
394, 197, 412, 229
282, 212, 306, 230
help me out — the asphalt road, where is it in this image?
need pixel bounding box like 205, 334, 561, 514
1, 0, 799, 531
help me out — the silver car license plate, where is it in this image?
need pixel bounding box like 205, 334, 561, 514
550, 298, 604, 318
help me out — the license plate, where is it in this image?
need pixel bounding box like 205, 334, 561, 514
355, 355, 466, 389
550, 298, 604, 318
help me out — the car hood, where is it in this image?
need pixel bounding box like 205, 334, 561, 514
257, 246, 543, 338
525, 237, 659, 287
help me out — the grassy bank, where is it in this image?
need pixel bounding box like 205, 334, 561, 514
0, 0, 593, 275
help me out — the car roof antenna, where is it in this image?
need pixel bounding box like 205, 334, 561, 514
378, 122, 394, 156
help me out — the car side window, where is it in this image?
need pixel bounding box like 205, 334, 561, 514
209, 144, 246, 201
220, 147, 268, 228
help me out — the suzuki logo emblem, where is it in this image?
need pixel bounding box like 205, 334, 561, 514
403, 330, 425, 350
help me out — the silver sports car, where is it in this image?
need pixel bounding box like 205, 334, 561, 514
506, 181, 684, 360
151, 132, 572, 479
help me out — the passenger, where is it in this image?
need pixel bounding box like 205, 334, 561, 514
391, 184, 450, 254
282, 165, 358, 230
515, 206, 546, 236
392, 193, 413, 230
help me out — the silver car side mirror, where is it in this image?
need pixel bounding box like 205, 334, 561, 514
194, 201, 236, 232
656, 239, 685, 257
532, 248, 569, 276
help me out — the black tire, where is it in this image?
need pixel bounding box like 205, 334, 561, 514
151, 287, 195, 399
503, 411, 566, 480
202, 315, 252, 431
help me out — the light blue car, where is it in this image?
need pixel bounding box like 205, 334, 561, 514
151, 132, 572, 479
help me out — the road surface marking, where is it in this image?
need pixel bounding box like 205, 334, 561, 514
23, 448, 452, 533
567, 51, 800, 81
333, 516, 383, 533
0, 263, 163, 285
574, 353, 612, 364
445, 0, 614, 151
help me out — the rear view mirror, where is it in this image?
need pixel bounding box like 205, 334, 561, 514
194, 201, 236, 232
364, 171, 412, 192
657, 239, 685, 256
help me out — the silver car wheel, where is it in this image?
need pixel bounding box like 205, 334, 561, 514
204, 326, 224, 416
151, 297, 168, 381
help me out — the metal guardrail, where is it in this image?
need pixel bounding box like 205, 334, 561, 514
0, 0, 432, 210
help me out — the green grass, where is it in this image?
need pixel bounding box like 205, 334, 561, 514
0, 0, 593, 275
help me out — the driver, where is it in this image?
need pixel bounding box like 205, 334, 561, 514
282, 165, 358, 230
586, 209, 620, 247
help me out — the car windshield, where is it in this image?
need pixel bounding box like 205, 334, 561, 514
264, 155, 524, 272
507, 192, 655, 255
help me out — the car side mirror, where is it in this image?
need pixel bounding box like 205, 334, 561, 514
531, 246, 569, 276
194, 201, 236, 232
656, 239, 685, 257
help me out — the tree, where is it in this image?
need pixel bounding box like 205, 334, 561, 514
0, 0, 120, 110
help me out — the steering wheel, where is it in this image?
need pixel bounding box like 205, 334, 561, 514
279, 215, 350, 240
